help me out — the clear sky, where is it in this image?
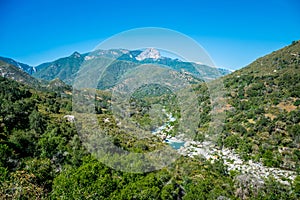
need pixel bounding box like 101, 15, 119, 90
0, 0, 299, 70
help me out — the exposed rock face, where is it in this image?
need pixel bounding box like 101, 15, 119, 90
136, 48, 161, 61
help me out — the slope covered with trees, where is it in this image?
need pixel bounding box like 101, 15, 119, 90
0, 60, 40, 87
1, 41, 300, 199
0, 76, 237, 199
217, 41, 300, 170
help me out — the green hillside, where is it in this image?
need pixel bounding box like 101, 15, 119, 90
0, 60, 40, 87
0, 75, 235, 199
1, 42, 300, 199
217, 41, 300, 169
0, 56, 36, 74
1, 75, 298, 199
33, 52, 85, 84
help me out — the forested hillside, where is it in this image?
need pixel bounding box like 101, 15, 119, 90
0, 60, 40, 87
0, 76, 237, 199
1, 41, 300, 199
218, 41, 300, 169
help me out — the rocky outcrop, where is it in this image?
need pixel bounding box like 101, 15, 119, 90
136, 48, 161, 61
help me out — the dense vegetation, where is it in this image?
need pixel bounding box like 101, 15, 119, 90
1, 41, 300, 199
0, 76, 234, 199
217, 41, 300, 170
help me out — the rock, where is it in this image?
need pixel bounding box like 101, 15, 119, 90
103, 118, 110, 123
63, 115, 75, 122
136, 48, 161, 61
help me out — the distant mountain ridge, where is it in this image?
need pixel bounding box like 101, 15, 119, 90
31, 48, 232, 87
0, 48, 232, 88
0, 60, 40, 87
0, 58, 70, 91
0, 56, 36, 74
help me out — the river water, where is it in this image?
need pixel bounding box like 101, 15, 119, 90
151, 110, 186, 149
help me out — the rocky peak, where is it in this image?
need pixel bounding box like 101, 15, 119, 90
136, 48, 161, 61
71, 51, 81, 58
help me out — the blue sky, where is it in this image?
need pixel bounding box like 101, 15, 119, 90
0, 0, 299, 70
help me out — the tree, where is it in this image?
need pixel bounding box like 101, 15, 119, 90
8, 129, 37, 157
0, 170, 45, 199
29, 110, 46, 134
52, 159, 117, 199
294, 175, 300, 198
0, 144, 12, 168
38, 127, 66, 159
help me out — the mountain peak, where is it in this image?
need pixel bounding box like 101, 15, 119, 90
71, 51, 81, 58
136, 48, 161, 61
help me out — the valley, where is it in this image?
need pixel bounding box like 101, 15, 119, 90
0, 41, 299, 199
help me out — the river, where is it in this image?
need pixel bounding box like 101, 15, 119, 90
152, 111, 297, 185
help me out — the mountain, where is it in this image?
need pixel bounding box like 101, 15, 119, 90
214, 40, 300, 170
32, 48, 232, 87
0, 58, 70, 92
0, 60, 40, 87
1, 42, 300, 199
32, 49, 135, 84
32, 51, 86, 84
0, 56, 36, 74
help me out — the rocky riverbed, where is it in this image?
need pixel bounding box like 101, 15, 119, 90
178, 139, 296, 185
153, 111, 297, 185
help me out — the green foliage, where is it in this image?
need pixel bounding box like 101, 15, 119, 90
0, 170, 46, 199
224, 134, 240, 149
29, 110, 46, 134
24, 158, 54, 191
218, 41, 300, 169
261, 149, 281, 167
1, 40, 300, 199
293, 175, 300, 198
8, 129, 38, 157
0, 144, 12, 168
52, 159, 118, 199
294, 99, 300, 106
38, 126, 68, 159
